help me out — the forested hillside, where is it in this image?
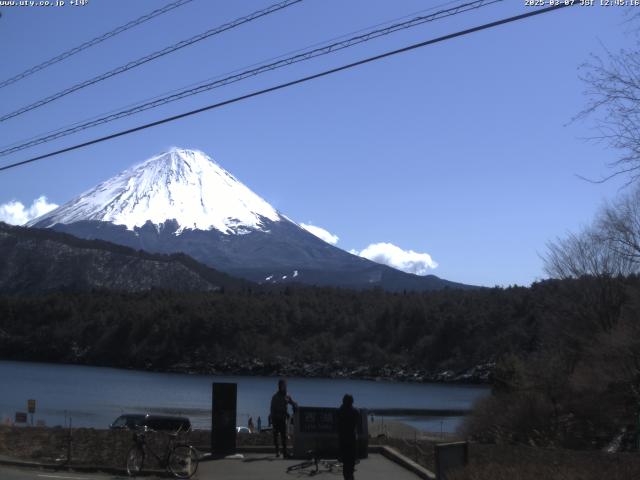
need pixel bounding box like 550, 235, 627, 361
0, 276, 635, 378
0, 222, 247, 293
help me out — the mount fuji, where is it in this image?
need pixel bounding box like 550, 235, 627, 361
29, 148, 468, 291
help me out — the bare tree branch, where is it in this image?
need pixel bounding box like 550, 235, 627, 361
577, 36, 640, 183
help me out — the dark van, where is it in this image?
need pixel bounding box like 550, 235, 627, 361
110, 414, 191, 432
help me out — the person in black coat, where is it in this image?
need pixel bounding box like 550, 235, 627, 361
270, 379, 297, 457
337, 394, 359, 480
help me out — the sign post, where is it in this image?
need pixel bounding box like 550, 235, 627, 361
435, 441, 468, 480
636, 409, 640, 451
211, 383, 237, 455
27, 399, 36, 426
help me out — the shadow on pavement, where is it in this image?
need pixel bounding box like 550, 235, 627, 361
242, 455, 278, 463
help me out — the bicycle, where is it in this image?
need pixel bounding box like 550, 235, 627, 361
126, 426, 199, 478
286, 450, 343, 476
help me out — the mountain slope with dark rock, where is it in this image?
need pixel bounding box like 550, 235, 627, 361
0, 222, 246, 293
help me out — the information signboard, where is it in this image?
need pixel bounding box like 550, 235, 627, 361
293, 406, 368, 459
15, 412, 27, 423
299, 407, 338, 434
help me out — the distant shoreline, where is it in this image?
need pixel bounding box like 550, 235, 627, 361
0, 357, 494, 386
159, 358, 495, 386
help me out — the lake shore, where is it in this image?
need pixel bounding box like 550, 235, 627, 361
0, 360, 489, 433
126, 357, 495, 385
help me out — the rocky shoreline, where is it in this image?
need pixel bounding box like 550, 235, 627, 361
161, 357, 495, 384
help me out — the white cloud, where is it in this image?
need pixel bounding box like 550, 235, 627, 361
351, 242, 438, 275
300, 223, 339, 245
0, 196, 58, 226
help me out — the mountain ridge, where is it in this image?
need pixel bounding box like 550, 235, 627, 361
0, 221, 247, 293
30, 148, 473, 291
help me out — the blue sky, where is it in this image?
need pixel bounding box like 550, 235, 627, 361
0, 0, 632, 287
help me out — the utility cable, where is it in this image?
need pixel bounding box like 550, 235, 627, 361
0, 0, 501, 156
0, 0, 196, 90
0, 0, 468, 153
0, 0, 303, 123
0, 3, 576, 173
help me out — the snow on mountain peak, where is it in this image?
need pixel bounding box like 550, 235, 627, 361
30, 148, 281, 233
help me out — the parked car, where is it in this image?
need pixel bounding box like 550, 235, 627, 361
109, 413, 145, 430
110, 414, 191, 432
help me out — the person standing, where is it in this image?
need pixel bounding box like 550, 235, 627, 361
337, 394, 359, 480
270, 379, 297, 457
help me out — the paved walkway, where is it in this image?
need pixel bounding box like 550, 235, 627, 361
197, 453, 423, 479
0, 453, 424, 480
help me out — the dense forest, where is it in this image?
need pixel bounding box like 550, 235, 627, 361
1, 283, 534, 374
1, 273, 639, 448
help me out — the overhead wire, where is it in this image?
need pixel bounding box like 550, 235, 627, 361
0, 0, 472, 154
0, 0, 502, 157
0, 0, 303, 123
0, 0, 196, 90
0, 3, 577, 173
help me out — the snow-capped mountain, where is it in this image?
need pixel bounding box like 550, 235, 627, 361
30, 148, 469, 291
31, 148, 281, 234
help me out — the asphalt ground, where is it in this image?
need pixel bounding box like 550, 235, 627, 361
198, 452, 424, 479
0, 453, 425, 480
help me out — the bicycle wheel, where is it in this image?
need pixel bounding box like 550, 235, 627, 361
286, 460, 315, 472
126, 446, 145, 477
168, 444, 199, 478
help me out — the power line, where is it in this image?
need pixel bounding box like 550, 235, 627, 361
0, 0, 469, 154
0, 0, 502, 157
0, 0, 303, 123
0, 0, 196, 90
0, 3, 576, 174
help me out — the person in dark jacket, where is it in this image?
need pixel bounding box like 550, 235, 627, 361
270, 379, 297, 457
337, 394, 359, 480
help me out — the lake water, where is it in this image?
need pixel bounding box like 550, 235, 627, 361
0, 361, 489, 433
